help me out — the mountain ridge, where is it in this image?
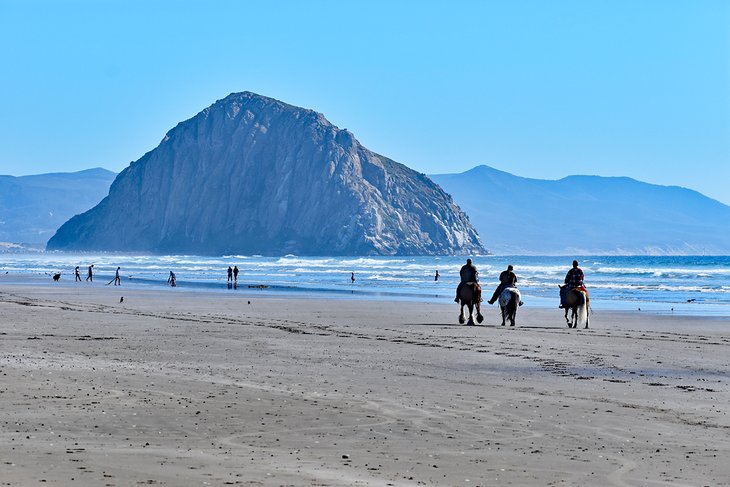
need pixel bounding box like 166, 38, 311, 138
0, 168, 116, 245
430, 165, 730, 255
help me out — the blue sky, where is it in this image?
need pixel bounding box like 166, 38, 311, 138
1, 0, 729, 204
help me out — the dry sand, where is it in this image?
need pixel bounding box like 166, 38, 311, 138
0, 281, 728, 486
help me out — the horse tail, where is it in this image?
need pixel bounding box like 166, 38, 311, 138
577, 292, 588, 327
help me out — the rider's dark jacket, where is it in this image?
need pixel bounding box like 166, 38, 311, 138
460, 264, 478, 283
499, 270, 517, 287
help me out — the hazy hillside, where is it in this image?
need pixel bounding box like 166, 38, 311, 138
0, 168, 116, 245
430, 165, 730, 255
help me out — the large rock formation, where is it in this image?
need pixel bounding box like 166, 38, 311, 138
48, 92, 484, 255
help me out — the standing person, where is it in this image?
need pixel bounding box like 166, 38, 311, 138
114, 267, 121, 286
454, 258, 479, 302
488, 265, 518, 305
434, 270, 440, 281
74, 266, 82, 282
227, 266, 233, 283
86, 264, 94, 282
168, 271, 177, 287
351, 272, 355, 283
564, 260, 585, 290
233, 265, 239, 283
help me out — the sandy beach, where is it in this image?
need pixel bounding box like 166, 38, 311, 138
1, 281, 728, 486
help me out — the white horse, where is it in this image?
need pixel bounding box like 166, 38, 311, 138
498, 287, 521, 327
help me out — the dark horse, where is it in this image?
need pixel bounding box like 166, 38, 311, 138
457, 282, 484, 326
498, 287, 520, 326
559, 285, 590, 328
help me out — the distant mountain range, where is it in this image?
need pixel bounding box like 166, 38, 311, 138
47, 92, 484, 256
430, 165, 730, 255
5, 131, 728, 256
0, 168, 116, 246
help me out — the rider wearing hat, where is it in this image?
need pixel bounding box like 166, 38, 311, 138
487, 264, 518, 305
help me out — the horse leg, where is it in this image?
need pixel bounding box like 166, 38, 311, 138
475, 300, 484, 324
501, 306, 506, 326
564, 308, 571, 327
511, 299, 516, 326
467, 303, 475, 326
458, 302, 465, 324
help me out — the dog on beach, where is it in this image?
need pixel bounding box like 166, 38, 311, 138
52, 273, 61, 282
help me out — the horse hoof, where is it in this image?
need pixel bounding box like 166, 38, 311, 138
459, 316, 465, 325
476, 314, 484, 324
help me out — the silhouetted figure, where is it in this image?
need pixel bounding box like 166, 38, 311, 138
564, 260, 584, 290
561, 260, 585, 308
434, 270, 440, 281
455, 258, 479, 303
233, 265, 239, 283
168, 271, 177, 287
75, 266, 82, 282
351, 272, 355, 283
86, 264, 94, 282
488, 265, 518, 305
227, 266, 233, 283
114, 267, 121, 286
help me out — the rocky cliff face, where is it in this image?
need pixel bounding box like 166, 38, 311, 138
48, 92, 484, 255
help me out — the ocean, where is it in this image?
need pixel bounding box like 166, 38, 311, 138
1, 253, 729, 317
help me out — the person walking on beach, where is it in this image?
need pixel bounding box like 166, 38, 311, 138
74, 266, 82, 282
168, 271, 177, 287
227, 266, 233, 283
114, 267, 121, 286
86, 264, 94, 282
434, 270, 440, 281
351, 272, 355, 283
487, 265, 518, 305
233, 265, 239, 283
454, 258, 479, 302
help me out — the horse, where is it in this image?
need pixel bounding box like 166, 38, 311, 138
457, 282, 484, 326
498, 287, 520, 327
559, 285, 590, 329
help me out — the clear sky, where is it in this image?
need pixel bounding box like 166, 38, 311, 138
1, 0, 729, 204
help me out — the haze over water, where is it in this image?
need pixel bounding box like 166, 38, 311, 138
2, 253, 729, 317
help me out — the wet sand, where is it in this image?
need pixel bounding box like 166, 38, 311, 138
0, 281, 728, 486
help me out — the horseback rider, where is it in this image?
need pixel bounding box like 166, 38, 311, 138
454, 258, 480, 303
561, 260, 585, 308
488, 264, 518, 305
565, 260, 584, 289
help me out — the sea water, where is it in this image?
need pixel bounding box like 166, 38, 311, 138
1, 253, 729, 316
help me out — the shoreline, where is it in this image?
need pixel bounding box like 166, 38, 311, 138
1, 283, 729, 485
2, 271, 729, 318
